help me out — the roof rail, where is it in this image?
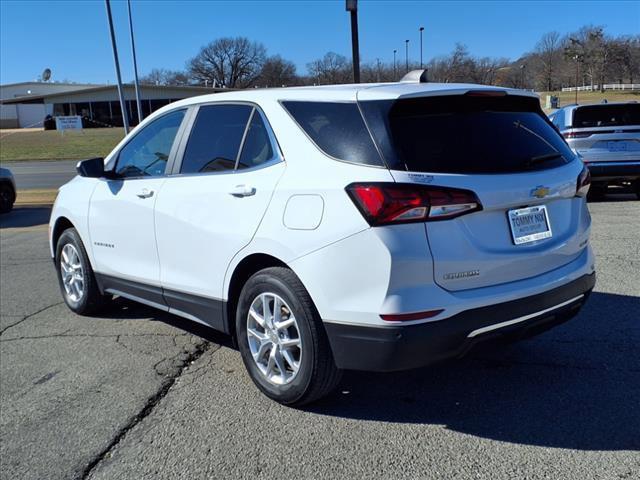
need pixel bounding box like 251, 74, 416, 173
400, 69, 429, 83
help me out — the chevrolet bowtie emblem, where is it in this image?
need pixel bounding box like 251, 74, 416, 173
531, 186, 550, 198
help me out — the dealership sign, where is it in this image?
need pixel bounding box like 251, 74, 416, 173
55, 116, 83, 130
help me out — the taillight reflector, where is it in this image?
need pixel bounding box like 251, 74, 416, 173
381, 309, 444, 322
346, 183, 482, 226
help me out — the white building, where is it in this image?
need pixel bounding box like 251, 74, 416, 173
0, 82, 99, 128
1, 82, 223, 129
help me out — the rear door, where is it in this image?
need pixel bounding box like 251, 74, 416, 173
154, 103, 284, 328
360, 93, 589, 291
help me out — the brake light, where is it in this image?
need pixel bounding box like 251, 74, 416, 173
576, 165, 591, 197
345, 183, 482, 226
564, 131, 593, 139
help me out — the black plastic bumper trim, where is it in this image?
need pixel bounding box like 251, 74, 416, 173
324, 273, 596, 372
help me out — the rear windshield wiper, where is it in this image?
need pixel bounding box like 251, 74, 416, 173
526, 152, 564, 167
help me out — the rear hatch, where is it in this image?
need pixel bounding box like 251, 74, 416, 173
359, 92, 589, 291
565, 103, 640, 162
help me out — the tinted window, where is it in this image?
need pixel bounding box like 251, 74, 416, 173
282, 101, 383, 166
550, 109, 565, 129
361, 95, 575, 174
572, 104, 640, 128
115, 109, 185, 178
237, 111, 275, 170
181, 104, 252, 173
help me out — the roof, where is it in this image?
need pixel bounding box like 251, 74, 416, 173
0, 84, 226, 105
0, 81, 101, 89
163, 81, 539, 107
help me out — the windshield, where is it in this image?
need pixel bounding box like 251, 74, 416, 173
360, 95, 576, 174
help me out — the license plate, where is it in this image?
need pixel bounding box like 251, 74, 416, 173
508, 205, 552, 245
608, 141, 628, 152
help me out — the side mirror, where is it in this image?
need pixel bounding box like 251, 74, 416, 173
76, 157, 105, 178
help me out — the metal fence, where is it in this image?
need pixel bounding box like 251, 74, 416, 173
561, 84, 640, 92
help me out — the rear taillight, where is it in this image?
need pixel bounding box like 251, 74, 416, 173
563, 131, 593, 139
345, 183, 482, 226
576, 165, 591, 197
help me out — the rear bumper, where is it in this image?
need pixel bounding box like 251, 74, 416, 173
585, 161, 640, 182
325, 273, 595, 372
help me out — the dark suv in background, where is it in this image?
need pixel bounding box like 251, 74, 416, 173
549, 102, 640, 199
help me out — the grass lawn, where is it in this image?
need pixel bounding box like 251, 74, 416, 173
0, 128, 125, 162
538, 90, 640, 111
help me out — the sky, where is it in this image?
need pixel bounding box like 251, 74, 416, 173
1, 0, 638, 85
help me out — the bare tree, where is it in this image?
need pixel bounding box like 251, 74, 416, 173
141, 68, 190, 86
258, 55, 297, 87
306, 52, 352, 84
187, 37, 267, 88
535, 32, 563, 91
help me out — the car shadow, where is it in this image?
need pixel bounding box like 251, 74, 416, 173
305, 291, 640, 452
0, 205, 52, 229
89, 291, 639, 451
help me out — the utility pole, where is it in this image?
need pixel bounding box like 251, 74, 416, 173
105, 0, 129, 133
419, 26, 424, 68
405, 39, 409, 72
346, 0, 360, 83
127, 0, 143, 124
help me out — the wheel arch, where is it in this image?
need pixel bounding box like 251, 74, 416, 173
225, 253, 289, 340
51, 216, 75, 254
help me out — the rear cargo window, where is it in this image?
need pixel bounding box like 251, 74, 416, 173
572, 104, 640, 128
360, 95, 576, 174
282, 101, 383, 167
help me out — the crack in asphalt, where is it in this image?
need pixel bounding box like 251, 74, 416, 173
0, 302, 64, 336
0, 331, 189, 343
77, 340, 212, 480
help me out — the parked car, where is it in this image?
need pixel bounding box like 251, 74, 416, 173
0, 167, 17, 214
549, 102, 640, 198
50, 77, 596, 405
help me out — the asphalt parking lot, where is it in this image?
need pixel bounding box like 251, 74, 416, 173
1, 197, 638, 480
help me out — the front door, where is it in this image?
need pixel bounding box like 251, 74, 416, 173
88, 109, 187, 290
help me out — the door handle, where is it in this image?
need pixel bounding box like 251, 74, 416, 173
137, 188, 154, 199
229, 184, 256, 197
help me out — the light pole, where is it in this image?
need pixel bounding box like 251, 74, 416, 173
393, 49, 397, 78
405, 39, 409, 72
419, 26, 424, 68
127, 0, 143, 124
573, 54, 580, 104
346, 0, 360, 83
105, 0, 129, 133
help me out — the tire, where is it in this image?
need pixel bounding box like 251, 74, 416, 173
236, 267, 342, 406
587, 183, 606, 201
634, 180, 640, 200
55, 228, 110, 315
0, 182, 15, 214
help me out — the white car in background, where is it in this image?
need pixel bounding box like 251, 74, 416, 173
549, 102, 640, 198
49, 76, 596, 405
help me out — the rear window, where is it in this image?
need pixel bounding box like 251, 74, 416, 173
572, 104, 640, 128
282, 101, 383, 166
360, 95, 576, 174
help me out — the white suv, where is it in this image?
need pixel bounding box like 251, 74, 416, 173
50, 77, 596, 405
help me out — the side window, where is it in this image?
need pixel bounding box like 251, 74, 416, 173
282, 101, 383, 166
237, 111, 275, 170
552, 109, 565, 129
180, 104, 252, 173
115, 109, 185, 178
